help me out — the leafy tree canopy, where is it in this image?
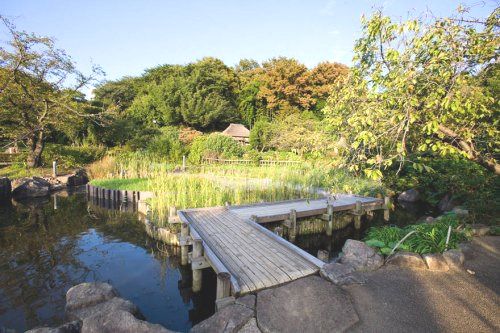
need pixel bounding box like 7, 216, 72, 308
324, 7, 500, 178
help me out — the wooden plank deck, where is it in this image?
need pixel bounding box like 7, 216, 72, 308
178, 207, 322, 294
229, 195, 384, 223
178, 195, 386, 296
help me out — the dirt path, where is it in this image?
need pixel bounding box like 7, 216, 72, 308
344, 236, 500, 332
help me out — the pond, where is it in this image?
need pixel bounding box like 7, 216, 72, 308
0, 188, 215, 333
0, 188, 432, 332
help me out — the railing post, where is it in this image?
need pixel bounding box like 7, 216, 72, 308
326, 204, 334, 236
52, 161, 57, 178
181, 223, 189, 266
289, 209, 297, 242
216, 272, 231, 299
354, 200, 362, 230
384, 196, 390, 221
192, 239, 203, 292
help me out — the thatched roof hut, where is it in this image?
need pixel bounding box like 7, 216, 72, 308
222, 123, 250, 144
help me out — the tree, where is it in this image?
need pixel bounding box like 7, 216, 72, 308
0, 17, 102, 167
93, 76, 142, 113
308, 62, 348, 115
258, 57, 312, 118
324, 7, 500, 177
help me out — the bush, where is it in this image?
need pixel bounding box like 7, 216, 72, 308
364, 214, 470, 255
43, 144, 106, 169
146, 127, 186, 161
188, 133, 243, 163
385, 156, 499, 223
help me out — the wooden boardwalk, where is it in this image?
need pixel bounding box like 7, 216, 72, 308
229, 195, 384, 223
177, 195, 388, 298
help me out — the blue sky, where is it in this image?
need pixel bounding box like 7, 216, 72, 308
1, 0, 497, 88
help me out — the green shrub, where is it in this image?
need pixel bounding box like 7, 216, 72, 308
146, 127, 186, 161
364, 214, 470, 255
385, 156, 499, 223
188, 133, 243, 163
43, 144, 106, 169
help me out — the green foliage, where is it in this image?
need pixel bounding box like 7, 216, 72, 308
365, 215, 470, 255
145, 127, 186, 161
386, 156, 499, 222
43, 144, 106, 169
324, 8, 499, 176
249, 118, 272, 151
189, 133, 244, 163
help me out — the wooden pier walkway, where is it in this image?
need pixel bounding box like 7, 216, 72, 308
177, 195, 388, 299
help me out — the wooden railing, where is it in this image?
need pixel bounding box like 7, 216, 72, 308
202, 157, 302, 167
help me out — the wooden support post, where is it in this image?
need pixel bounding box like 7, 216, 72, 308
289, 209, 297, 242
326, 204, 334, 236
216, 272, 231, 299
384, 196, 390, 221
192, 239, 203, 293
52, 161, 57, 178
354, 200, 362, 230
182, 155, 186, 171
181, 223, 189, 266
169, 206, 177, 223
274, 226, 283, 237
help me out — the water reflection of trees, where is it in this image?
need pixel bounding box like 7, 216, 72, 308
0, 194, 215, 331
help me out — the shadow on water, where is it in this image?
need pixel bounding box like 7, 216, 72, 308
0, 188, 214, 333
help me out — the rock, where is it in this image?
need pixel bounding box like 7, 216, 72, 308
320, 262, 365, 285
11, 177, 51, 198
67, 296, 141, 321
443, 249, 465, 269
458, 242, 474, 259
216, 296, 236, 311
81, 310, 172, 333
438, 194, 456, 212
386, 252, 427, 269
0, 177, 11, 199
190, 304, 254, 333
237, 318, 261, 333
57, 169, 88, 187
65, 282, 118, 312
451, 207, 469, 218
317, 249, 329, 262
340, 239, 384, 271
26, 321, 82, 333
422, 253, 449, 271
256, 276, 359, 333
235, 294, 256, 310
398, 189, 420, 202
471, 224, 491, 236
421, 216, 435, 224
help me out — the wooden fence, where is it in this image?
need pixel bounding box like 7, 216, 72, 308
202, 157, 302, 167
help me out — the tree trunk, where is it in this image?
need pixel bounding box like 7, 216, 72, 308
438, 124, 500, 175
26, 130, 45, 168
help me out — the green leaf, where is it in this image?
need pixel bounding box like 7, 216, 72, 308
365, 239, 386, 248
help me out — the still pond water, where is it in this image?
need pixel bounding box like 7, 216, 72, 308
0, 188, 429, 332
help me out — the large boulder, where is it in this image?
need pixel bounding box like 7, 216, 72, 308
320, 262, 365, 285
256, 276, 359, 333
82, 310, 173, 333
25, 321, 82, 333
67, 295, 141, 321
386, 252, 427, 269
65, 282, 118, 312
0, 177, 11, 199
340, 239, 384, 271
190, 304, 254, 333
443, 249, 465, 269
57, 169, 88, 187
438, 194, 456, 212
12, 177, 51, 198
422, 253, 449, 271
398, 189, 420, 202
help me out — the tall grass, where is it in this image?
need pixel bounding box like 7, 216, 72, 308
88, 154, 387, 225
